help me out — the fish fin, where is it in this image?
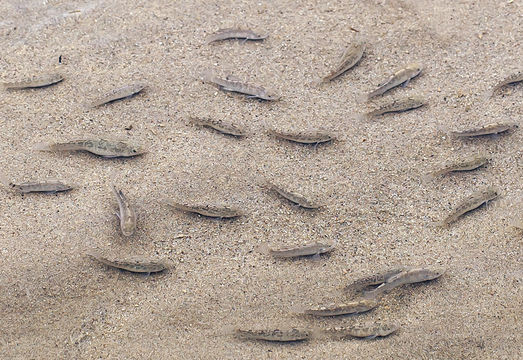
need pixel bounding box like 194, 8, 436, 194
481, 88, 494, 101
364, 335, 378, 340
310, 78, 324, 87
311, 253, 321, 261
402, 78, 411, 87
33, 142, 52, 151
199, 69, 216, 83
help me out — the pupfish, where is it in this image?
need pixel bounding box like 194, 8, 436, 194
0, 176, 73, 193
2, 73, 63, 89
268, 182, 323, 209
366, 63, 422, 100
365, 267, 445, 298
166, 201, 244, 218
320, 39, 366, 83
486, 70, 523, 98
268, 129, 336, 144
206, 28, 267, 44
201, 71, 280, 101
343, 267, 409, 294
324, 322, 399, 340
90, 83, 145, 107
258, 242, 335, 259
34, 139, 146, 158
361, 95, 425, 119
112, 185, 136, 236
437, 187, 499, 226
450, 122, 518, 138
88, 251, 167, 273
294, 298, 378, 317
234, 328, 312, 342
190, 117, 246, 137
423, 155, 488, 180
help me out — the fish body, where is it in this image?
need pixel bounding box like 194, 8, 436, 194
344, 267, 409, 294
300, 299, 378, 316
34, 139, 146, 158
90, 83, 145, 107
269, 129, 335, 144
321, 40, 366, 82
3, 73, 63, 89
1, 179, 73, 193
166, 201, 244, 218
112, 185, 136, 236
424, 155, 488, 180
234, 328, 312, 342
438, 187, 499, 226
325, 322, 399, 339
262, 242, 335, 258
451, 123, 518, 137
269, 182, 322, 209
367, 63, 422, 99
206, 28, 267, 43
365, 267, 445, 298
89, 252, 166, 273
190, 117, 246, 136
364, 96, 425, 118
202, 72, 279, 101
489, 70, 523, 97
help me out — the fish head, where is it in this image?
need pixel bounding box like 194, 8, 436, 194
408, 63, 423, 76
259, 89, 280, 101
425, 267, 446, 280
124, 144, 147, 157
378, 323, 399, 335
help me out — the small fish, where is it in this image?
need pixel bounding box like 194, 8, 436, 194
423, 155, 488, 180
343, 267, 409, 294
166, 201, 244, 218
487, 70, 523, 98
258, 242, 335, 258
90, 83, 145, 107
201, 71, 279, 101
437, 187, 499, 226
450, 122, 518, 138
268, 129, 335, 144
366, 63, 423, 100
190, 117, 246, 137
295, 298, 378, 317
234, 328, 312, 342
112, 185, 136, 236
324, 322, 399, 340
206, 28, 267, 44
365, 267, 445, 298
89, 251, 167, 273
0, 176, 73, 193
34, 139, 146, 158
361, 95, 425, 119
268, 182, 323, 209
320, 40, 366, 83
2, 73, 63, 89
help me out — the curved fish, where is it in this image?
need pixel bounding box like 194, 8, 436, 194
3, 73, 63, 89
367, 63, 422, 100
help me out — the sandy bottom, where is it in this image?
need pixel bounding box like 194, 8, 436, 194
0, 0, 521, 359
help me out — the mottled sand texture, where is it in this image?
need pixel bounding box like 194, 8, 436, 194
0, 0, 521, 359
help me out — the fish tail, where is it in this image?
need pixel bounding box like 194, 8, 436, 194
0, 173, 12, 188
288, 304, 306, 315
199, 69, 216, 83
355, 92, 368, 103
255, 243, 271, 255
33, 142, 52, 151
421, 172, 436, 182
355, 112, 369, 121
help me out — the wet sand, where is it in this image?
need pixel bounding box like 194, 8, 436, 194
0, 0, 521, 359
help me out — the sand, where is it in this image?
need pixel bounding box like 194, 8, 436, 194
0, 0, 521, 359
